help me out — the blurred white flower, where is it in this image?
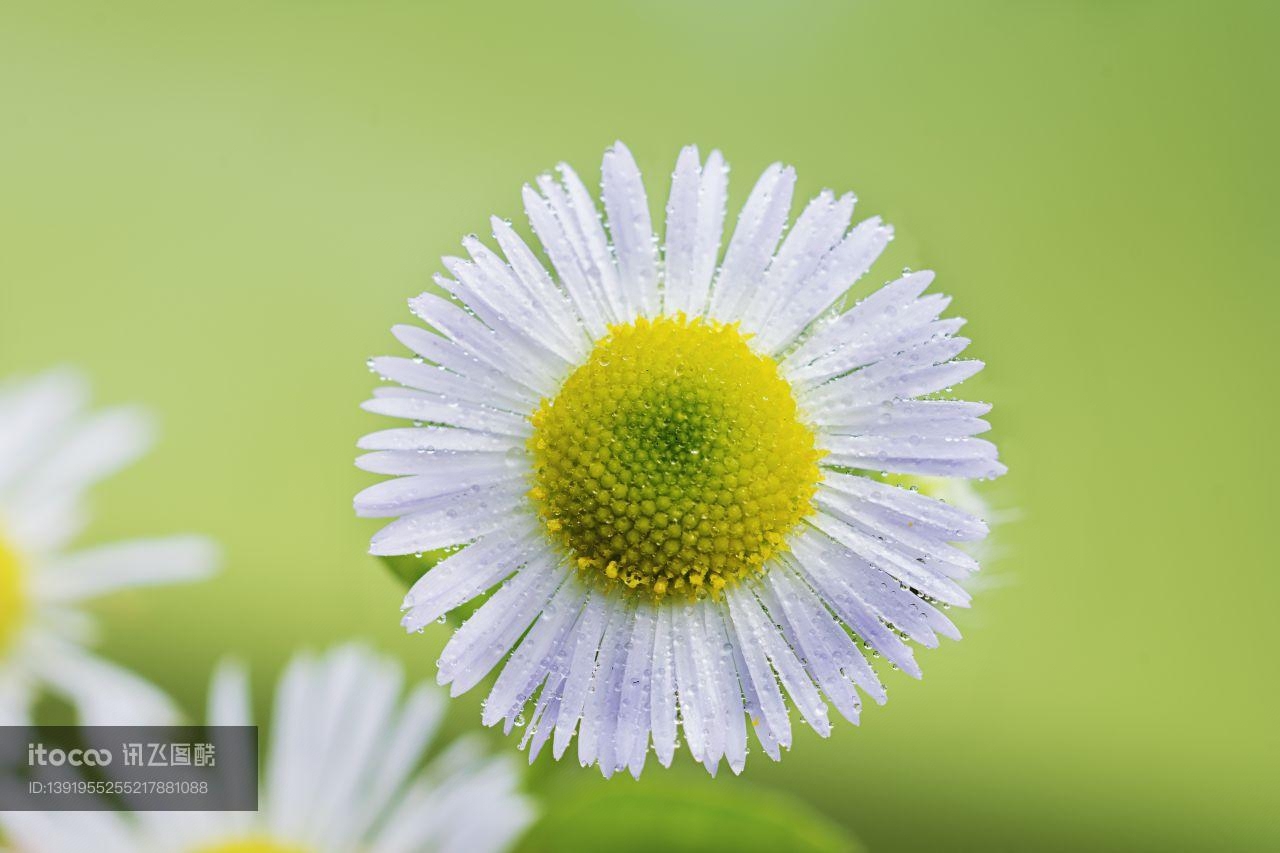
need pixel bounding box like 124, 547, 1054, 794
1, 644, 535, 853
0, 369, 218, 726
356, 143, 1005, 777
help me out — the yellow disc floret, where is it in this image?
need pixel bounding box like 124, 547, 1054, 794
0, 530, 27, 658
529, 314, 822, 602
191, 839, 310, 853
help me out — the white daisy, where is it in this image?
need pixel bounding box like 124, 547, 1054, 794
0, 369, 218, 726
0, 644, 535, 853
355, 142, 1006, 778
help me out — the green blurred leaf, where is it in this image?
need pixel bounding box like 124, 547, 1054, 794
516, 783, 862, 853
380, 551, 443, 589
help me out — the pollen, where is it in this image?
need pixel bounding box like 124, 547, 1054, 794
0, 531, 27, 657
528, 314, 822, 602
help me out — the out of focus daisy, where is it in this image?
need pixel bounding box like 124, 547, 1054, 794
1, 644, 535, 853
356, 143, 1005, 777
0, 369, 218, 725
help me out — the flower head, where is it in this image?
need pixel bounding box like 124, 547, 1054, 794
356, 143, 1006, 777
0, 369, 218, 726
1, 644, 534, 853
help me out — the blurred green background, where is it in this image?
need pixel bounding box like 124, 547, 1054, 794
2, 0, 1276, 850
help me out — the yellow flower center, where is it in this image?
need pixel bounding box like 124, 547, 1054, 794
0, 529, 28, 658
529, 315, 822, 601
191, 839, 310, 853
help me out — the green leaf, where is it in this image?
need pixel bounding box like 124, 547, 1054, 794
380, 551, 443, 589
516, 783, 862, 853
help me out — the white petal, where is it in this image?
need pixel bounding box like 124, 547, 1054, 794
703, 604, 747, 774
461, 235, 584, 362
766, 562, 884, 706
612, 602, 656, 777
813, 399, 992, 439
490, 216, 593, 359
729, 584, 830, 736
522, 183, 611, 339
436, 552, 566, 695
208, 658, 252, 727
786, 535, 924, 676
684, 149, 729, 316
577, 600, 631, 775
601, 142, 660, 318
367, 481, 528, 555
15, 406, 153, 509
31, 636, 179, 725
482, 579, 588, 726
0, 667, 35, 726
367, 356, 531, 415
34, 535, 219, 603
307, 650, 407, 845
558, 161, 629, 321
649, 604, 679, 767
820, 470, 989, 540
797, 314, 967, 392
389, 323, 537, 408
539, 163, 629, 324
521, 674, 564, 762
409, 292, 562, 398
401, 522, 544, 630
625, 642, 653, 779
440, 251, 578, 368
355, 465, 524, 519
709, 163, 795, 322
741, 190, 855, 335
352, 681, 446, 845
357, 426, 516, 454
819, 434, 1006, 480
801, 511, 950, 642
355, 448, 527, 478
1, 811, 139, 853
661, 145, 704, 316
673, 601, 725, 773
783, 270, 938, 372
816, 480, 980, 577
372, 749, 531, 853
0, 368, 89, 496
265, 651, 319, 836
813, 361, 986, 415
801, 335, 973, 411
552, 591, 611, 759
360, 393, 531, 438
723, 591, 790, 758
807, 510, 970, 606
756, 217, 894, 355
0, 490, 87, 555
925, 606, 963, 642
758, 572, 862, 723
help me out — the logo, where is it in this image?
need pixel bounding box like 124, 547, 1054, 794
27, 743, 113, 767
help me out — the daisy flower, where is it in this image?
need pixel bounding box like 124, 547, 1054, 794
0, 369, 218, 726
0, 644, 535, 853
355, 143, 1006, 777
